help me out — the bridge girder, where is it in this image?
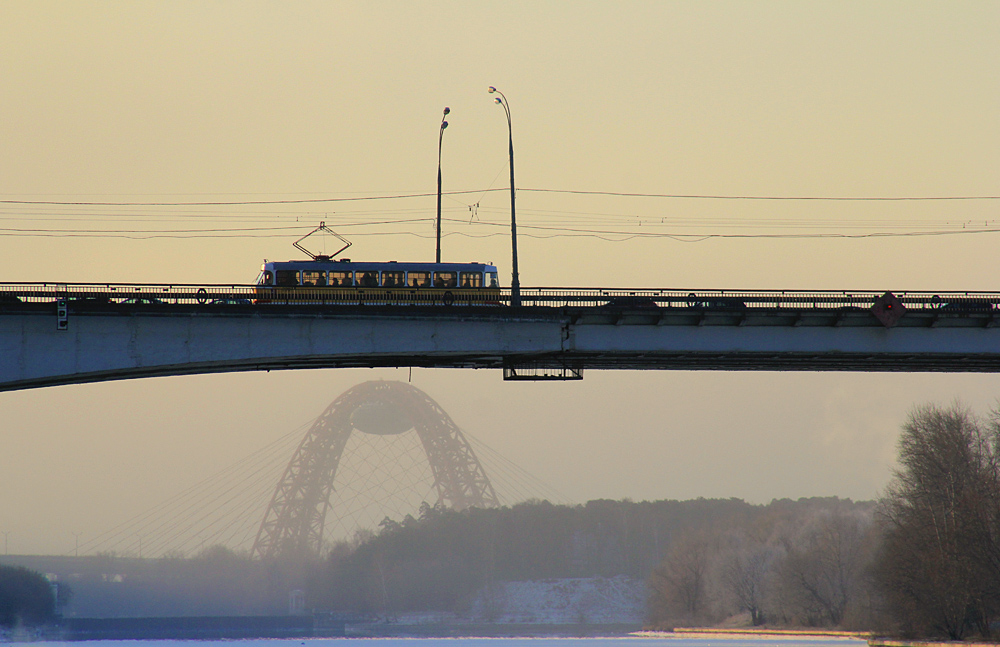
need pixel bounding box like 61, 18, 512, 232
4, 306, 1000, 391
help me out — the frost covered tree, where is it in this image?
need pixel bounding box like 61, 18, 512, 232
875, 403, 1000, 639
775, 509, 875, 626
720, 543, 776, 626
648, 532, 711, 625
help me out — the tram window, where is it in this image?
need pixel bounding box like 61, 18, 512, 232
408, 271, 432, 287
330, 271, 353, 286
434, 271, 457, 288
382, 271, 404, 287
261, 270, 274, 285
358, 271, 379, 287
486, 272, 498, 288
459, 272, 482, 288
276, 270, 299, 286
301, 270, 326, 286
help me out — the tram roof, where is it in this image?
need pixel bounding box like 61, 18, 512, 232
264, 259, 497, 271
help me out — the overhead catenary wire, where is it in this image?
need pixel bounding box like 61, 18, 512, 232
0, 189, 509, 207
3, 187, 998, 206
519, 188, 1000, 201
3, 215, 1000, 241
2, 185, 998, 243
6, 228, 1000, 242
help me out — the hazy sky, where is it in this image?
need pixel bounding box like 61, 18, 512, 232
2, 2, 999, 556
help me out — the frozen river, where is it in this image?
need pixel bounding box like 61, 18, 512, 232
30, 635, 870, 647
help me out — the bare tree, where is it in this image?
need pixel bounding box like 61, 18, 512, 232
777, 510, 873, 626
648, 532, 711, 626
875, 403, 1000, 639
720, 542, 776, 626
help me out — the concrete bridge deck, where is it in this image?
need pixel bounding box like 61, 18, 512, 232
3, 285, 1000, 390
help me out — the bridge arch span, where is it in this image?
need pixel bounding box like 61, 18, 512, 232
251, 380, 499, 560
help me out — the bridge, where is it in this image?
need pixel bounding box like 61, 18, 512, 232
2, 283, 1000, 391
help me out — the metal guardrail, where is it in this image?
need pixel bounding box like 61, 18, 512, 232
527, 289, 997, 310
0, 283, 255, 306
0, 283, 998, 310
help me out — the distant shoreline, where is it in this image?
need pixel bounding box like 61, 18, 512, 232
637, 627, 868, 640
638, 628, 1000, 647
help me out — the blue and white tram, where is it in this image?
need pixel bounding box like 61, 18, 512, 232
255, 259, 501, 306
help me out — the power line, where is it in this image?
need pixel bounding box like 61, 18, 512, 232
454, 226, 1000, 242
4, 225, 1000, 242
0, 219, 431, 234
520, 188, 1000, 201
3, 187, 999, 207
0, 225, 306, 234
0, 189, 507, 207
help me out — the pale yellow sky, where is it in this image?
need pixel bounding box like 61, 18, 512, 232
1, 1, 999, 555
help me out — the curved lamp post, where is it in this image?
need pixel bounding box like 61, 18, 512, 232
436, 107, 450, 263
489, 86, 521, 306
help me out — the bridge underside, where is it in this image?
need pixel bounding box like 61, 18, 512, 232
3, 303, 1000, 391
6, 351, 1000, 392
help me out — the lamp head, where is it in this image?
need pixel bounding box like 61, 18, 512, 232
494, 97, 501, 104
443, 106, 450, 115
488, 86, 497, 93
441, 121, 448, 129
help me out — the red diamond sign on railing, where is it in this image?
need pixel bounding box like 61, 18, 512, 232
871, 291, 906, 327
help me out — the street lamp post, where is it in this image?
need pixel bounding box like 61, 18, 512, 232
489, 86, 521, 306
436, 107, 450, 263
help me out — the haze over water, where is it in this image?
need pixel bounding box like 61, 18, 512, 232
1, 3, 999, 555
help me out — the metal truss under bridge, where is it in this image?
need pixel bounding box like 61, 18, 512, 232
3, 283, 1000, 391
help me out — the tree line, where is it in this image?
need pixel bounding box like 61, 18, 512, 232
309, 401, 1000, 641
307, 495, 875, 620
647, 497, 879, 629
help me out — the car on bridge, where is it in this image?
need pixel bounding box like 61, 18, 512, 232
599, 296, 660, 309
685, 295, 747, 310
118, 296, 165, 305
939, 298, 995, 312
209, 298, 253, 306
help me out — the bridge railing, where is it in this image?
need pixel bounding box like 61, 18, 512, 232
0, 283, 259, 305
1, 283, 999, 311
518, 288, 999, 311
